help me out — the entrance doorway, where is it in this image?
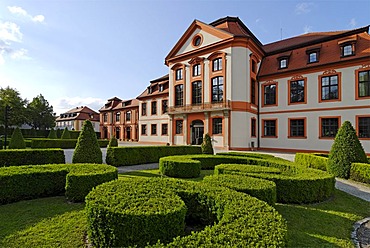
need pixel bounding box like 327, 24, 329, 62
115, 127, 120, 140
191, 120, 204, 145
126, 127, 131, 140
103, 127, 108, 139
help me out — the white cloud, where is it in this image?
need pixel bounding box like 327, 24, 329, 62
304, 25, 313, 34
349, 18, 357, 28
7, 6, 45, 23
10, 48, 30, 60
52, 97, 106, 115
295, 2, 313, 14
255, 18, 261, 23
0, 21, 23, 43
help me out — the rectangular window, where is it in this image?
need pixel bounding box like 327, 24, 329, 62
309, 52, 318, 63
212, 118, 222, 134
251, 79, 256, 105
159, 84, 164, 92
279, 59, 287, 69
141, 103, 147, 116
192, 81, 202, 104
289, 119, 305, 137
193, 64, 201, 76
175, 120, 183, 134
251, 118, 256, 137
151, 124, 157, 135
212, 76, 224, 102
103, 113, 107, 122
263, 120, 277, 137
358, 117, 370, 138
126, 111, 131, 122
175, 84, 183, 106
213, 58, 222, 71
264, 84, 277, 105
252, 60, 257, 73
342, 44, 353, 56
141, 124, 147, 135
358, 70, 370, 97
151, 101, 157, 115
162, 123, 168, 135
175, 69, 183, 80
321, 118, 339, 138
162, 100, 168, 114
115, 112, 120, 122
290, 80, 305, 103
321, 75, 339, 100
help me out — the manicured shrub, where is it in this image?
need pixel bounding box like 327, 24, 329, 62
106, 146, 202, 166
85, 178, 287, 247
201, 133, 214, 154
203, 173, 277, 205
0, 149, 65, 167
108, 136, 118, 147
48, 128, 57, 139
327, 121, 368, 178
61, 127, 71, 139
0, 163, 118, 204
159, 156, 201, 178
72, 120, 102, 164
295, 153, 328, 171
9, 127, 26, 149
31, 138, 108, 149
350, 163, 370, 184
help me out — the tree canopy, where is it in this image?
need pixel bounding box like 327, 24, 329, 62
0, 87, 28, 127
27, 94, 55, 130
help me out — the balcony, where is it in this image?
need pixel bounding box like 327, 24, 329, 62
168, 100, 231, 114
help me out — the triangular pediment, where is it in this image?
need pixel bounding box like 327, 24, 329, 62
165, 20, 233, 63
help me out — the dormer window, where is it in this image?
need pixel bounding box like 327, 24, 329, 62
175, 69, 183, 80
147, 87, 152, 94
309, 52, 318, 63
159, 84, 164, 92
279, 58, 288, 69
342, 44, 354, 57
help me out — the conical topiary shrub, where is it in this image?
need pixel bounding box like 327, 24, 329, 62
61, 127, 71, 139
201, 133, 214, 155
48, 128, 57, 139
108, 136, 118, 147
72, 120, 102, 163
327, 120, 367, 178
9, 127, 26, 149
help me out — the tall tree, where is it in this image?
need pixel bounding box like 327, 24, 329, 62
0, 87, 28, 126
26, 94, 56, 130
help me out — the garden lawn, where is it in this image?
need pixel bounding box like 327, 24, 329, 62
0, 169, 369, 247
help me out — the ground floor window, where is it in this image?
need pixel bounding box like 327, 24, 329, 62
263, 119, 277, 137
251, 118, 256, 137
320, 117, 339, 138
162, 124, 168, 135
289, 118, 305, 138
151, 124, 157, 135
212, 118, 222, 134
175, 120, 183, 134
141, 124, 147, 135
358, 116, 370, 138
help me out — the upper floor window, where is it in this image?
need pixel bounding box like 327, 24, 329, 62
126, 111, 131, 122
115, 112, 120, 122
175, 84, 184, 106
103, 113, 108, 122
175, 120, 183, 134
289, 80, 305, 104
251, 79, 257, 105
159, 84, 164, 92
193, 64, 201, 76
212, 76, 224, 102
213, 58, 222, 71
279, 58, 288, 69
320, 117, 339, 138
263, 84, 277, 105
358, 116, 370, 138
212, 118, 222, 134
151, 101, 157, 115
309, 52, 318, 63
342, 44, 354, 57
358, 70, 370, 98
141, 103, 147, 116
321, 75, 339, 101
162, 100, 168, 114
192, 81, 202, 105
175, 69, 183, 80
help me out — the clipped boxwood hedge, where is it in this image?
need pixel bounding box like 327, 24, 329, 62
350, 163, 370, 184
31, 139, 109, 149
106, 146, 202, 166
159, 156, 201, 178
85, 177, 287, 247
0, 164, 118, 204
203, 173, 277, 205
295, 153, 328, 171
0, 149, 65, 167
215, 163, 335, 204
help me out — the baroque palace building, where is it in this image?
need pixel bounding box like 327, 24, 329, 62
100, 16, 370, 154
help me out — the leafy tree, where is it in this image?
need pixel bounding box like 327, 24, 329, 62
72, 120, 102, 163
0, 87, 28, 126
108, 136, 118, 147
26, 94, 55, 130
61, 127, 71, 139
48, 128, 57, 139
201, 133, 214, 155
9, 127, 26, 149
327, 121, 367, 178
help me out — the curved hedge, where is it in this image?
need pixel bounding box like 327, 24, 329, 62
0, 164, 118, 204
159, 156, 201, 178
0, 149, 65, 167
85, 177, 287, 247
215, 163, 335, 204
350, 163, 370, 184
31, 139, 109, 149
203, 173, 277, 205
294, 153, 328, 171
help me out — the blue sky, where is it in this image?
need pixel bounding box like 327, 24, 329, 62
0, 0, 369, 114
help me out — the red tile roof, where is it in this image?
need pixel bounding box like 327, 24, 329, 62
56, 106, 99, 122
112, 99, 140, 110
137, 75, 169, 100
